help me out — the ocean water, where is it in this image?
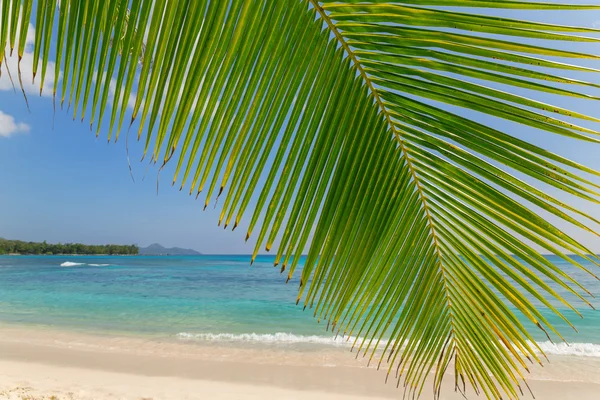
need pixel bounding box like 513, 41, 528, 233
0, 254, 598, 358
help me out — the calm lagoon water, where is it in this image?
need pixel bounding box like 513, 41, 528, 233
0, 254, 598, 357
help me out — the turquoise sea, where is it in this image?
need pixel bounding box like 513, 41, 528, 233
0, 255, 599, 357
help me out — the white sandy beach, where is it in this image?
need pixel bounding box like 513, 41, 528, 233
0, 325, 599, 400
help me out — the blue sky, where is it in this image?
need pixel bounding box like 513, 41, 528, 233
1, 5, 600, 254
0, 32, 252, 253
0, 95, 253, 253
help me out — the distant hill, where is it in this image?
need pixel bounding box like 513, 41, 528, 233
138, 243, 202, 256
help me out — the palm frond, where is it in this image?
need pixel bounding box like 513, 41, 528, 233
1, 1, 599, 399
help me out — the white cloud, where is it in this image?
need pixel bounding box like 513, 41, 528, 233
0, 21, 57, 97
109, 77, 138, 110
92, 70, 138, 111
0, 110, 30, 137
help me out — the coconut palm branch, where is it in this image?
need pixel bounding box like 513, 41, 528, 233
2, 1, 600, 398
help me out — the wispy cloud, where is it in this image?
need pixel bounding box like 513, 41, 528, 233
109, 77, 138, 110
92, 72, 138, 112
0, 110, 30, 138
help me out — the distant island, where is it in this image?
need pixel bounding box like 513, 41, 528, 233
0, 238, 138, 255
0, 238, 201, 256
138, 243, 202, 256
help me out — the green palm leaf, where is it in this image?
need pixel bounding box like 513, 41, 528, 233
2, 1, 599, 398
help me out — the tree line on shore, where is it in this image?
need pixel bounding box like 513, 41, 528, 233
0, 239, 138, 255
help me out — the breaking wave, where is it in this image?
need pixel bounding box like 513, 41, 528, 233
176, 332, 366, 346
60, 262, 111, 267
60, 262, 85, 267
175, 333, 600, 357
534, 341, 600, 358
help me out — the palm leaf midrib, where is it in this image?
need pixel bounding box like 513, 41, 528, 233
310, 0, 455, 333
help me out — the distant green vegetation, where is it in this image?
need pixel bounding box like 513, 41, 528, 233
0, 239, 138, 255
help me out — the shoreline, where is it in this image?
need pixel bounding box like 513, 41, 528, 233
1, 324, 600, 399
2, 253, 138, 256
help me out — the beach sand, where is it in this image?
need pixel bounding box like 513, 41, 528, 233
0, 325, 598, 399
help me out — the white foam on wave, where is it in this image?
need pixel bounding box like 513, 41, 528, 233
176, 332, 368, 346
60, 262, 111, 267
175, 333, 600, 357
60, 262, 85, 267
533, 341, 600, 358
